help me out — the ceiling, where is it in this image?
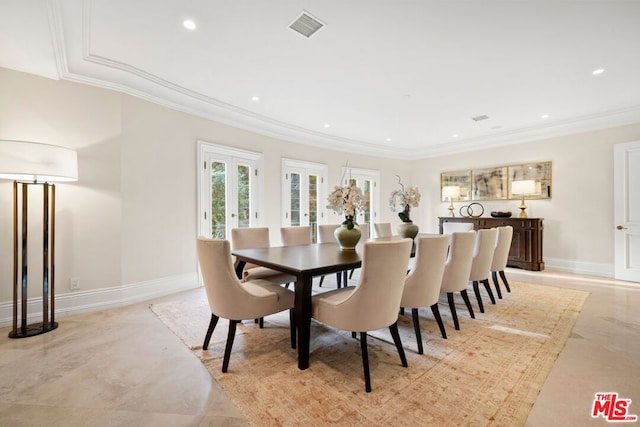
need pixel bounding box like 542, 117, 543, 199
2, 0, 640, 159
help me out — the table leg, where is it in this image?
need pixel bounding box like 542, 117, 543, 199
294, 274, 313, 370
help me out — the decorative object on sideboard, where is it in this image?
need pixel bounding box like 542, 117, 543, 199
442, 185, 460, 217
511, 180, 536, 218
0, 140, 78, 338
389, 175, 421, 239
490, 211, 513, 218
459, 202, 484, 218
326, 182, 364, 250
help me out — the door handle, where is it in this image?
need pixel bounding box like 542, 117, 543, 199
231, 213, 236, 218
616, 225, 628, 230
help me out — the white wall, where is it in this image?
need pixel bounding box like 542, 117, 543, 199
412, 123, 640, 276
1, 67, 639, 324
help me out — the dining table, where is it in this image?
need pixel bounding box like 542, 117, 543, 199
232, 242, 362, 370
232, 237, 418, 370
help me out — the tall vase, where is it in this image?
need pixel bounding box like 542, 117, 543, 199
397, 221, 419, 239
334, 223, 361, 250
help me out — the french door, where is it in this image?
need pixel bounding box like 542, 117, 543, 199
343, 167, 380, 238
197, 142, 262, 239
282, 159, 328, 242
614, 140, 640, 282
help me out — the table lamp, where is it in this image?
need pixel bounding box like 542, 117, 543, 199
442, 185, 461, 217
0, 140, 78, 338
511, 180, 536, 218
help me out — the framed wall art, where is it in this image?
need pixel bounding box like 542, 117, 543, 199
440, 170, 471, 201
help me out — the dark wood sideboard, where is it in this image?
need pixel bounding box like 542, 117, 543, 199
438, 216, 544, 271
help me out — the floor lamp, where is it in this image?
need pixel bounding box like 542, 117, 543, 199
0, 140, 78, 338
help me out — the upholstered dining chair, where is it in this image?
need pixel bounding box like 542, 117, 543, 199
468, 228, 498, 313
312, 238, 413, 392
231, 227, 295, 285
442, 222, 474, 234
491, 226, 514, 298
373, 222, 392, 238
317, 224, 346, 288
196, 237, 295, 372
440, 231, 477, 331
280, 226, 312, 246
399, 235, 450, 353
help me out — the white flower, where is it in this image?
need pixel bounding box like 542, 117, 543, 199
389, 176, 421, 222
326, 184, 365, 218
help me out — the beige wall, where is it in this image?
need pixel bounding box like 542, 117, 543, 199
1, 67, 639, 311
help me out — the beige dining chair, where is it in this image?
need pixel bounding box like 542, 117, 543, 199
373, 222, 392, 238
442, 222, 474, 234
468, 228, 498, 313
312, 238, 413, 392
491, 226, 514, 298
231, 227, 295, 285
317, 224, 346, 288
197, 237, 296, 372
440, 231, 477, 331
399, 235, 450, 353
280, 226, 312, 246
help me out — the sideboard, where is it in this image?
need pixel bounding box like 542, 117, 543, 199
438, 216, 544, 271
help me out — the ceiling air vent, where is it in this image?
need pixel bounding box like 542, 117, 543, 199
472, 115, 490, 122
289, 11, 325, 38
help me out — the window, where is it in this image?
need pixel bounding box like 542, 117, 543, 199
197, 141, 262, 239
342, 167, 380, 238
282, 159, 328, 242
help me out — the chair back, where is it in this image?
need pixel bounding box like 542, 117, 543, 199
281, 226, 312, 246
359, 223, 370, 241
231, 227, 270, 250
318, 224, 340, 243
491, 226, 513, 271
197, 237, 259, 320
469, 228, 498, 281
336, 239, 412, 331
401, 235, 450, 307
442, 222, 474, 234
440, 231, 477, 292
373, 222, 392, 238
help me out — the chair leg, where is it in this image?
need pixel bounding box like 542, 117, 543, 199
289, 308, 296, 349
483, 279, 496, 304
349, 269, 355, 279
447, 292, 460, 330
259, 317, 264, 328
343, 270, 348, 286
460, 289, 475, 319
472, 281, 485, 313
399, 307, 405, 315
352, 331, 357, 339
411, 308, 424, 354
491, 271, 503, 299
389, 321, 408, 368
499, 270, 511, 293
430, 303, 447, 339
360, 332, 372, 393
319, 275, 325, 287
336, 272, 342, 288
222, 320, 239, 373
203, 314, 219, 350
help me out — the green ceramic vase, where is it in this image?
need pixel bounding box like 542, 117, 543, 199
334, 224, 361, 250
397, 221, 419, 239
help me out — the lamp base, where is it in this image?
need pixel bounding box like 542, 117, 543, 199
448, 199, 455, 217
9, 321, 58, 339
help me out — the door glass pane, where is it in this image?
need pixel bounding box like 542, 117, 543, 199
290, 172, 301, 226
362, 179, 371, 235
237, 164, 251, 228
210, 161, 226, 238
309, 175, 318, 242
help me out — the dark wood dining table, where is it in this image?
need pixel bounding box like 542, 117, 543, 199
232, 242, 363, 370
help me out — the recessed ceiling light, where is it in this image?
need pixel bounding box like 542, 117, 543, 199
452, 134, 459, 138
385, 138, 392, 142
183, 19, 196, 30
592, 68, 605, 75
541, 114, 549, 119
323, 124, 330, 128
251, 96, 260, 101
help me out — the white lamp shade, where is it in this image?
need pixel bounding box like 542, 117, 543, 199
0, 140, 78, 183
442, 185, 461, 198
511, 180, 536, 195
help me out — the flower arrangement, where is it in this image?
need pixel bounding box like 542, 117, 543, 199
326, 183, 365, 230
389, 175, 421, 223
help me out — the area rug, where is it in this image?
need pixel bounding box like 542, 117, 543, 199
150, 281, 589, 426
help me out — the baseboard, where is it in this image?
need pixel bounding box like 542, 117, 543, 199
0, 273, 200, 329
543, 257, 614, 278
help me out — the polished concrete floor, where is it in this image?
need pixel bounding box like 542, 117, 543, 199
0, 269, 638, 426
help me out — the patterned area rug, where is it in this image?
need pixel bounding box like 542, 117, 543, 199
150, 281, 588, 426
